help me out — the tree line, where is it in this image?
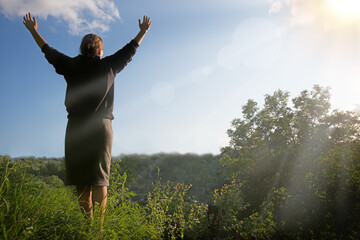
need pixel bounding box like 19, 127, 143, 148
1, 85, 360, 239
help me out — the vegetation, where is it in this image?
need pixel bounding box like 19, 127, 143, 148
1, 85, 360, 239
219, 85, 360, 239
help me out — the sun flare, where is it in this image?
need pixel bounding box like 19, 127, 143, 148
329, 0, 360, 20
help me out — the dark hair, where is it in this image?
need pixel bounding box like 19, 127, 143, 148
80, 34, 103, 58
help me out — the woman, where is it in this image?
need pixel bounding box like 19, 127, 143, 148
23, 12, 151, 222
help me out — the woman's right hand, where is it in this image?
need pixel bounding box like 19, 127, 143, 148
138, 16, 152, 33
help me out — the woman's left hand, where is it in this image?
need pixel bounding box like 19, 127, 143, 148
23, 12, 37, 31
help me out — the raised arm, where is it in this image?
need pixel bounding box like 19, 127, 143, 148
23, 13, 47, 49
133, 16, 152, 45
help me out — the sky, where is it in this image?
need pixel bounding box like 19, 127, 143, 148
1, 0, 360, 158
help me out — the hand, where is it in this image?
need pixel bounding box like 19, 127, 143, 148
138, 16, 151, 33
23, 12, 37, 31
23, 12, 47, 48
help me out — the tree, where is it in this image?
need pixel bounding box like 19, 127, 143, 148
219, 85, 360, 238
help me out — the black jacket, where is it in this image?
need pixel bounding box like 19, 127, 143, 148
42, 40, 138, 119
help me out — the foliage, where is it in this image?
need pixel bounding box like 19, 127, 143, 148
113, 153, 227, 203
219, 85, 360, 239
0, 156, 208, 239
14, 153, 226, 204
2, 85, 360, 239
0, 156, 86, 240
145, 181, 208, 240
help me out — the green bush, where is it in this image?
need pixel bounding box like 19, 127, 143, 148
0, 156, 210, 239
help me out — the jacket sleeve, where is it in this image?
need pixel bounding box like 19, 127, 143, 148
41, 44, 71, 76
103, 40, 139, 75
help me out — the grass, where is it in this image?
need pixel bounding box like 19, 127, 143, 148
0, 156, 208, 240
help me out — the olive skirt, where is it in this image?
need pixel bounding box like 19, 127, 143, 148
65, 118, 113, 186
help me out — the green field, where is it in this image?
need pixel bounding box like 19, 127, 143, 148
2, 85, 360, 239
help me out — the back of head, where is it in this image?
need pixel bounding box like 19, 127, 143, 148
80, 34, 103, 58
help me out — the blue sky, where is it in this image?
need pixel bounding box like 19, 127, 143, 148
1, 0, 360, 157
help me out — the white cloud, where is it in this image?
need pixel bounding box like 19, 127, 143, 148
0, 0, 120, 35
268, 0, 319, 26
268, 0, 360, 30
269, 0, 283, 13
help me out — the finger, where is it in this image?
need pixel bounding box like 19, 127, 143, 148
33, 16, 37, 23
29, 12, 32, 20
138, 19, 141, 25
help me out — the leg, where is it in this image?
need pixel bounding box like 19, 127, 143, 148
77, 185, 93, 220
92, 186, 107, 227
